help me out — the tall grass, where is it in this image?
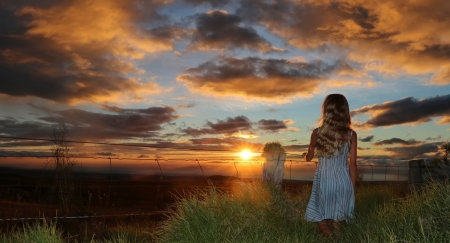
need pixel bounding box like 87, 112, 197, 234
155, 180, 330, 242
0, 220, 153, 243
156, 180, 450, 243
0, 220, 64, 243
2, 180, 448, 242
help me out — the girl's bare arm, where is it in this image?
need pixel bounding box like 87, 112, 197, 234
349, 131, 358, 189
305, 128, 318, 162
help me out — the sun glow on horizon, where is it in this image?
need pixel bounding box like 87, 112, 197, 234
240, 150, 252, 160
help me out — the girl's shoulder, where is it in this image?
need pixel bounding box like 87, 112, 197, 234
349, 129, 357, 138
313, 127, 320, 134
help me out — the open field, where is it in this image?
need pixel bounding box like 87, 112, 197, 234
0, 166, 411, 242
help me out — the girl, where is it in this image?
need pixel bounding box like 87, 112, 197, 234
303, 94, 357, 237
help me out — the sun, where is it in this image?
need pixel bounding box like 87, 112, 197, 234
240, 150, 252, 160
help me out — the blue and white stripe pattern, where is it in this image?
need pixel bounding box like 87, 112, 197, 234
305, 131, 354, 222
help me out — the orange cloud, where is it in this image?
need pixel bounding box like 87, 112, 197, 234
437, 116, 450, 125
241, 0, 450, 83
17, 0, 173, 57
0, 0, 179, 104
177, 56, 356, 103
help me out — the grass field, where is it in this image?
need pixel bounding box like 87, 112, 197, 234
156, 179, 449, 243
0, 177, 448, 242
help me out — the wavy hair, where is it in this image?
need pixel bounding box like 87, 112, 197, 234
315, 94, 352, 158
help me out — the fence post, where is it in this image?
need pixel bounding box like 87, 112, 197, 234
289, 160, 292, 180
370, 165, 373, 181
385, 165, 388, 181
408, 159, 424, 193
155, 159, 163, 210
108, 157, 112, 208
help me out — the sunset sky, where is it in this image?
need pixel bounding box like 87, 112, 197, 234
1, 0, 449, 171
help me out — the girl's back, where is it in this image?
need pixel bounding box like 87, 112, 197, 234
305, 130, 354, 222
302, 94, 357, 236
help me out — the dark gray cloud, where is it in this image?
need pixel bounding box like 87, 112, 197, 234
0, 149, 50, 157
40, 106, 180, 133
182, 115, 253, 137
0, 1, 173, 103
257, 119, 287, 132
374, 138, 421, 146
0, 140, 53, 148
426, 136, 443, 141
188, 10, 282, 53
178, 56, 353, 101
384, 142, 441, 159
236, 0, 450, 83
95, 152, 117, 157
0, 118, 55, 138
359, 135, 374, 142
149, 25, 187, 46
190, 137, 238, 145
352, 95, 450, 128
181, 116, 294, 137
183, 0, 231, 7
0, 106, 179, 143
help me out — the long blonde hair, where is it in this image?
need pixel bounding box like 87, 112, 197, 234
315, 94, 352, 158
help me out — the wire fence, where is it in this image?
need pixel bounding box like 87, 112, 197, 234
0, 136, 409, 222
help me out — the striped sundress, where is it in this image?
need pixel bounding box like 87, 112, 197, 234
305, 130, 355, 222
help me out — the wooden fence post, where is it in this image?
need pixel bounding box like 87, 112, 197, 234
408, 159, 424, 193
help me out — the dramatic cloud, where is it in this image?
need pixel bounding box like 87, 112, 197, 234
0, 150, 50, 157
352, 95, 450, 128
426, 136, 443, 141
178, 56, 355, 102
0, 118, 55, 138
0, 106, 180, 143
40, 106, 180, 133
257, 119, 288, 132
181, 116, 296, 137
384, 142, 441, 159
374, 138, 421, 146
236, 0, 450, 83
0, 0, 175, 103
183, 0, 231, 7
359, 135, 374, 142
188, 10, 283, 53
182, 115, 253, 137
95, 152, 118, 157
